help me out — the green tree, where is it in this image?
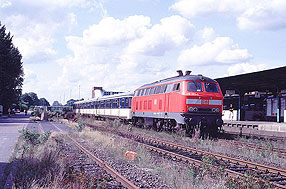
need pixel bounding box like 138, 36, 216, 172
52, 101, 62, 106
19, 92, 40, 109
39, 98, 50, 106
0, 22, 23, 113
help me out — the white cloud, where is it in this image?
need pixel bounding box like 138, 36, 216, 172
23, 68, 37, 84
195, 27, 216, 43
237, 0, 286, 30
170, 0, 246, 18
171, 0, 286, 31
124, 15, 194, 56
82, 15, 151, 46
4, 14, 58, 59
53, 15, 194, 101
178, 37, 253, 66
0, 0, 11, 8
68, 13, 78, 26
227, 63, 267, 76
18, 0, 92, 8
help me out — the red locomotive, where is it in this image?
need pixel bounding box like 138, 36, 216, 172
131, 70, 223, 137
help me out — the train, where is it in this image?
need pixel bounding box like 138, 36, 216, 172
74, 70, 224, 137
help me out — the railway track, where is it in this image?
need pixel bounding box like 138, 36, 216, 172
58, 134, 138, 189
222, 126, 286, 141
218, 139, 286, 158
84, 122, 286, 188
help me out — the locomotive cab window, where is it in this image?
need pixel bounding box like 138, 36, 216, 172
188, 82, 203, 92
172, 83, 180, 91
204, 82, 219, 93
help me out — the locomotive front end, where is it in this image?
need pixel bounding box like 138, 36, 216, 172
182, 79, 223, 137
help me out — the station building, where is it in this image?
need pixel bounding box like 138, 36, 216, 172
216, 66, 286, 123
92, 87, 124, 99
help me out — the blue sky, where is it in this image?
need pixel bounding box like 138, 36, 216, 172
1, 0, 286, 104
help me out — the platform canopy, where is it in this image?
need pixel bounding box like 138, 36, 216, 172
215, 66, 286, 94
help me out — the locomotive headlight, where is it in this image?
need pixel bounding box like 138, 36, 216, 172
212, 108, 220, 113
188, 107, 198, 112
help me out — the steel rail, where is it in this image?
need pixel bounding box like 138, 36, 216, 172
220, 139, 286, 158
68, 136, 138, 189
133, 138, 284, 188
222, 128, 286, 141
85, 122, 286, 188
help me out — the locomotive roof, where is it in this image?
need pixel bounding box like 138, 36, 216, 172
138, 74, 217, 89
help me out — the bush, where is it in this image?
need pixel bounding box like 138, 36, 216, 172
20, 129, 51, 145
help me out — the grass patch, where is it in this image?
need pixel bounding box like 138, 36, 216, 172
11, 131, 67, 188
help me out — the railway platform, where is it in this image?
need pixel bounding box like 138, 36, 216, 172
223, 120, 286, 139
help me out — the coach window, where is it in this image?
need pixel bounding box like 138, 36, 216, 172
121, 98, 125, 108
119, 98, 122, 108
173, 83, 181, 91
113, 99, 117, 108
125, 97, 131, 108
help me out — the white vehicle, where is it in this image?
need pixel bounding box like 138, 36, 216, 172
0, 105, 3, 116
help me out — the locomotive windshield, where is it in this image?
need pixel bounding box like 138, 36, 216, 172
204, 82, 219, 93
187, 82, 203, 92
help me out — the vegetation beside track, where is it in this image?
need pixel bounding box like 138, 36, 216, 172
9, 117, 284, 188
79, 117, 286, 170
66, 118, 276, 188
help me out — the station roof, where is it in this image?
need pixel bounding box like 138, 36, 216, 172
215, 66, 286, 94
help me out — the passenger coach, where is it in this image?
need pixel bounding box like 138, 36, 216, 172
74, 92, 133, 120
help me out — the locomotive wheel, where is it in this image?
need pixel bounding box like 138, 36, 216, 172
156, 119, 163, 132
137, 118, 144, 128
169, 119, 177, 132
185, 124, 192, 137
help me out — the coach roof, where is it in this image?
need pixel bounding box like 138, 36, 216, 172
138, 74, 217, 89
